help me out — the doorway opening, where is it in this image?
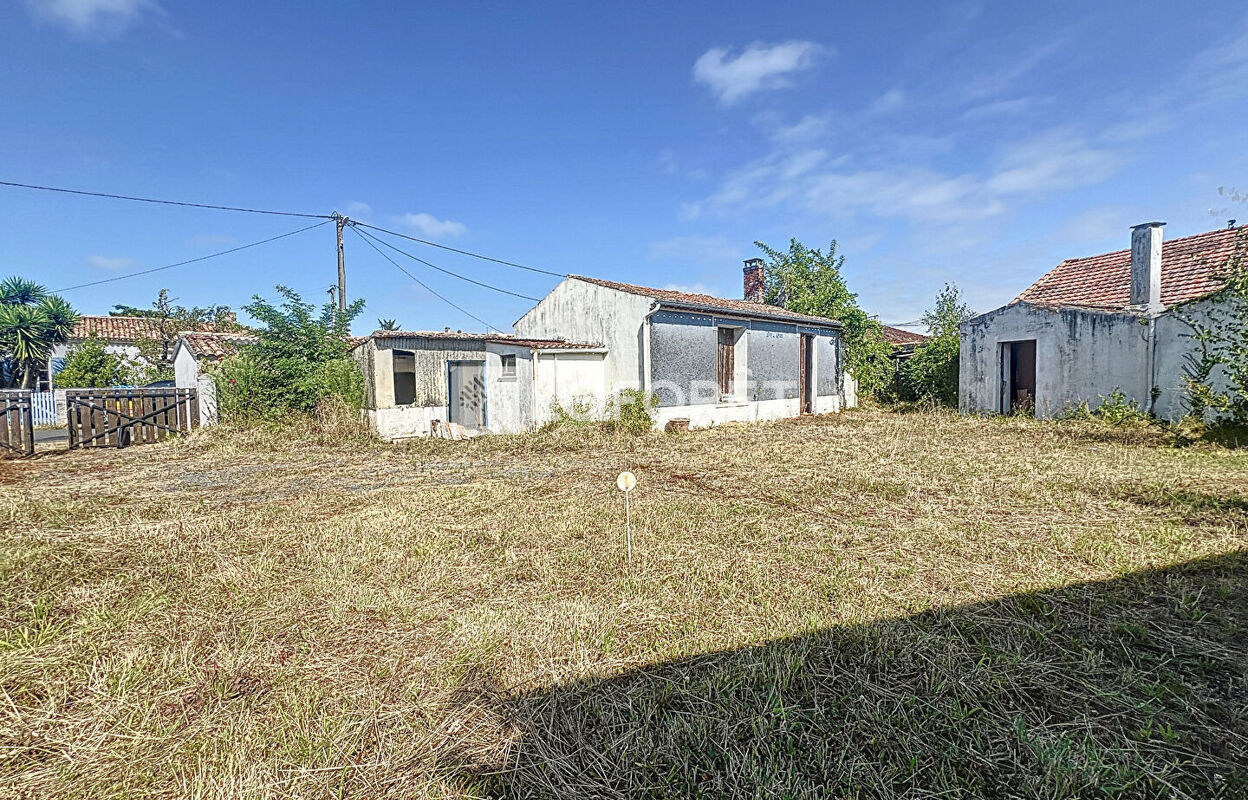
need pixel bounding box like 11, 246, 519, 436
799, 334, 814, 414
447, 360, 486, 430
1001, 340, 1036, 415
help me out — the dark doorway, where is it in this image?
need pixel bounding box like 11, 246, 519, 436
448, 361, 486, 430
717, 327, 736, 400
799, 334, 814, 414
1003, 340, 1037, 415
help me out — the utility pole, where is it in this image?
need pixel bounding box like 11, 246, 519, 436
333, 212, 348, 312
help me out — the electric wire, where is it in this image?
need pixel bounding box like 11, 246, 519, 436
348, 225, 502, 332
0, 180, 331, 219
352, 220, 563, 277
53, 220, 333, 292
352, 225, 540, 301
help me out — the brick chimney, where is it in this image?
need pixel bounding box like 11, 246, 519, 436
1130, 222, 1164, 312
743, 258, 765, 303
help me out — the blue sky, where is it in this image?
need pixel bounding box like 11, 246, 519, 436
3, 1, 1247, 333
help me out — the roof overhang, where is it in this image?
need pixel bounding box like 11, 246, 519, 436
652, 300, 843, 329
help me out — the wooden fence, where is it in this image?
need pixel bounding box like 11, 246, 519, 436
0, 390, 34, 458
67, 388, 198, 449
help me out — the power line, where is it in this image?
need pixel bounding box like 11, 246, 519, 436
349, 225, 501, 332
54, 219, 333, 292
353, 220, 564, 277
353, 225, 540, 301
0, 180, 331, 219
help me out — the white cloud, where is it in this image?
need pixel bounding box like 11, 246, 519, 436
648, 235, 742, 265
662, 282, 728, 297
986, 130, 1119, 195
693, 41, 824, 105
24, 0, 160, 36
87, 255, 136, 269
344, 201, 373, 220
865, 88, 905, 116
769, 113, 830, 143
396, 212, 467, 239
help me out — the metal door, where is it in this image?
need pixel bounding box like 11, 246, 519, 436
448, 361, 486, 430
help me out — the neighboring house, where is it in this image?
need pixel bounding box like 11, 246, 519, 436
351, 330, 606, 439
881, 325, 929, 360
172, 331, 258, 426
46, 315, 162, 390
960, 222, 1243, 420
352, 261, 851, 440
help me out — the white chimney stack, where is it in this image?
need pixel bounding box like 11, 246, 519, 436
1130, 222, 1164, 312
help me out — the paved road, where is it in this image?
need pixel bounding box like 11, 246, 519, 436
34, 427, 68, 445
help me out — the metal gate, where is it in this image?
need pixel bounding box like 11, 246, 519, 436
0, 390, 35, 458
67, 387, 198, 449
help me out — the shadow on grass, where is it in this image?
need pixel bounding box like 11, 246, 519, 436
454, 552, 1248, 799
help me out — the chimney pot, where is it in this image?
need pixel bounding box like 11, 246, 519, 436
1130, 222, 1165, 312
743, 258, 766, 304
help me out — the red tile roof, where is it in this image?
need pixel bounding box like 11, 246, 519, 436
70, 316, 163, 341
179, 331, 258, 360
881, 325, 928, 346
569, 275, 844, 327
1013, 225, 1245, 310
486, 337, 603, 350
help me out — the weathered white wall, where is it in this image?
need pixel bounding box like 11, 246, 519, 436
960, 303, 1150, 418
533, 351, 608, 427
369, 405, 449, 440
196, 373, 219, 426
174, 345, 199, 389
1152, 296, 1238, 421
514, 279, 652, 391
484, 342, 535, 434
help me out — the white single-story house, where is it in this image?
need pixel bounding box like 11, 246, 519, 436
353, 260, 851, 440
172, 331, 258, 426
960, 222, 1244, 421
45, 316, 161, 390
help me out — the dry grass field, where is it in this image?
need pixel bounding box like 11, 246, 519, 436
1, 408, 1246, 799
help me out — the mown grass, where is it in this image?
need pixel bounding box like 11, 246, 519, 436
0, 408, 1246, 798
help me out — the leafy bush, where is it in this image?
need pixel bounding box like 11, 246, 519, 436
894, 283, 973, 406
543, 389, 658, 435
1180, 230, 1248, 425
54, 334, 133, 388
605, 389, 658, 434
1095, 389, 1151, 426
212, 286, 365, 422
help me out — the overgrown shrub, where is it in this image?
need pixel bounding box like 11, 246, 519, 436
212, 286, 365, 423
605, 388, 658, 434
542, 389, 658, 435
54, 334, 133, 388
1180, 230, 1248, 425
893, 283, 973, 406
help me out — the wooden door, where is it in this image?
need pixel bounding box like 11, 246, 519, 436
799, 335, 814, 414
717, 327, 735, 400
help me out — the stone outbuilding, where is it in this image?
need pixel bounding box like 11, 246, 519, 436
960, 222, 1244, 420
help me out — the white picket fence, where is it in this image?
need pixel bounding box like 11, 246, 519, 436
32, 391, 57, 425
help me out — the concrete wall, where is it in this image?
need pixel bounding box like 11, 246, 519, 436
513, 278, 652, 390
533, 351, 609, 427
484, 342, 535, 434
174, 345, 199, 389
648, 310, 841, 408
960, 302, 1151, 418
357, 336, 488, 410
1152, 295, 1240, 421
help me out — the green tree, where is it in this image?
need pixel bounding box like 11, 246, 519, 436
0, 276, 78, 389
214, 286, 365, 421
377, 318, 400, 331
116, 289, 246, 381
53, 334, 133, 388
1181, 230, 1248, 423
897, 283, 975, 405
754, 238, 895, 395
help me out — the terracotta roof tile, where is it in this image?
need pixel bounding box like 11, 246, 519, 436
881, 325, 928, 346
179, 331, 258, 360
70, 316, 163, 341
486, 337, 603, 350
569, 275, 843, 327
1013, 225, 1245, 310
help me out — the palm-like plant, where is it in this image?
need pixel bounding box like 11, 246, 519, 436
0, 276, 79, 388
378, 318, 400, 331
